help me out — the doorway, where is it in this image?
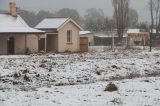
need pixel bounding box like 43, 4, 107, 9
46, 34, 58, 52
7, 37, 15, 54
38, 38, 45, 52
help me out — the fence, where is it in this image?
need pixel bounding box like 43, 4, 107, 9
80, 37, 88, 52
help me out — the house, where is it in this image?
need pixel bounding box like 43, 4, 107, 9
0, 2, 44, 55
80, 31, 94, 46
127, 29, 149, 46
35, 17, 83, 52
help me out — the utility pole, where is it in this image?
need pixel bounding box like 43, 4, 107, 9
149, 0, 154, 52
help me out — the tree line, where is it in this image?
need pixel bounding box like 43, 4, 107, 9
18, 7, 144, 32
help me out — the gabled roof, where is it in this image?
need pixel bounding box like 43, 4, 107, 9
35, 17, 83, 31
127, 29, 140, 33
127, 29, 148, 34
0, 14, 44, 34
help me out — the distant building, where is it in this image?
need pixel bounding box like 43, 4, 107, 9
127, 29, 149, 46
0, 2, 44, 55
94, 32, 127, 46
35, 17, 83, 52
80, 31, 94, 46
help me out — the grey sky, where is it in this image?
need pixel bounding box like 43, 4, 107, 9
0, 0, 149, 22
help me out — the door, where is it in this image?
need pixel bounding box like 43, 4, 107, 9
7, 37, 15, 54
38, 38, 45, 52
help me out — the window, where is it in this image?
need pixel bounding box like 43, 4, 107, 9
67, 30, 72, 43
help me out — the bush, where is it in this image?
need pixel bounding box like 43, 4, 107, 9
39, 64, 47, 68
13, 72, 21, 78
25, 48, 30, 55
104, 82, 118, 92
21, 69, 29, 74
96, 71, 101, 75
24, 74, 30, 81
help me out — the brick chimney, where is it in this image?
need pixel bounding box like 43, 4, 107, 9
9, 2, 17, 17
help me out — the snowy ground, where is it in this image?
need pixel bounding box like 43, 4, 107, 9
0, 47, 160, 106
1, 77, 160, 106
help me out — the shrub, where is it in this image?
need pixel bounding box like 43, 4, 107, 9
128, 72, 140, 79
110, 98, 122, 105
24, 74, 30, 81
96, 71, 101, 75
111, 65, 120, 69
25, 48, 30, 55
39, 64, 46, 68
13, 72, 21, 78
21, 69, 29, 74
104, 82, 118, 92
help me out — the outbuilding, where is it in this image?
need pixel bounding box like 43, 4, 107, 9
35, 17, 83, 52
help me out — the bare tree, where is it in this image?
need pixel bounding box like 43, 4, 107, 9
154, 0, 160, 34
149, 0, 154, 52
112, 0, 129, 40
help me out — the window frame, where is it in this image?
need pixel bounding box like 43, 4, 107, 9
67, 30, 72, 43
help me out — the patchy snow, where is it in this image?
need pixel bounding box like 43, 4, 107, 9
0, 47, 160, 106
0, 77, 160, 106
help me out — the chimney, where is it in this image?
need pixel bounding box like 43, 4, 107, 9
9, 2, 17, 17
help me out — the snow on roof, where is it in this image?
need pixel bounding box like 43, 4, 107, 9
80, 31, 92, 35
35, 18, 69, 29
35, 17, 83, 31
127, 29, 140, 33
0, 14, 28, 27
0, 14, 44, 33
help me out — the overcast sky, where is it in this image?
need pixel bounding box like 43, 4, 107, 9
0, 0, 149, 22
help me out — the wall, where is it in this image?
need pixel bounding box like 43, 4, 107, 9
26, 34, 39, 53
0, 35, 7, 54
58, 21, 80, 52
14, 35, 25, 54
0, 34, 39, 55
